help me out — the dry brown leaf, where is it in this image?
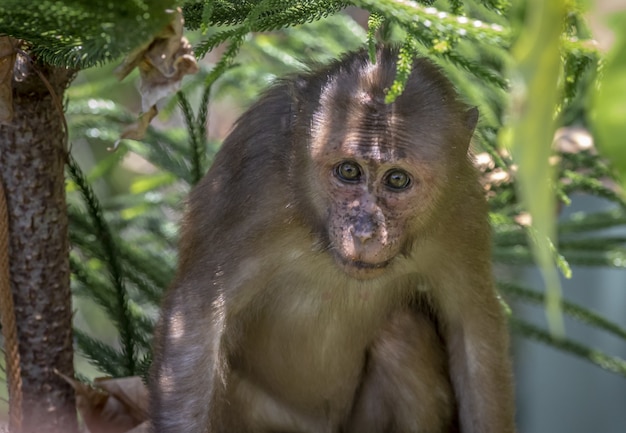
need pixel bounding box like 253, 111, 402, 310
114, 7, 199, 144
0, 36, 16, 124
113, 8, 198, 144
57, 372, 148, 433
113, 105, 159, 150
94, 376, 149, 420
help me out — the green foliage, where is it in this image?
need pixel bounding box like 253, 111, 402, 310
183, 0, 349, 33
185, 0, 350, 84
0, 0, 175, 68
55, 0, 626, 385
504, 0, 566, 334
66, 93, 188, 379
67, 155, 142, 375
510, 317, 626, 377
591, 12, 626, 191
501, 282, 626, 341
502, 281, 626, 378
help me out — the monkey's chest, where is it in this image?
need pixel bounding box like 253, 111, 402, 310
233, 286, 390, 415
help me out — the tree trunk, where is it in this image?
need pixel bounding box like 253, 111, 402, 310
0, 51, 78, 433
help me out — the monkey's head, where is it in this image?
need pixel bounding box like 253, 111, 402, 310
294, 48, 478, 280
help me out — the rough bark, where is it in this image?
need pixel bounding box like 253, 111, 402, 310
0, 52, 78, 433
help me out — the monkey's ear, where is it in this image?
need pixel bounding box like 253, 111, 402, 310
465, 107, 479, 133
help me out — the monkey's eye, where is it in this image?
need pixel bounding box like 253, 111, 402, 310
335, 161, 362, 183
384, 170, 411, 190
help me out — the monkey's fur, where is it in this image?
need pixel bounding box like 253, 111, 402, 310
150, 47, 515, 433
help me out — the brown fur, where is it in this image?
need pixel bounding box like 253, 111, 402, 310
150, 47, 515, 433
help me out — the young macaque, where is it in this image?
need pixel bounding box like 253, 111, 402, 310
150, 46, 515, 433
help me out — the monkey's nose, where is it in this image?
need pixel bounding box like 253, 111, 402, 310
351, 225, 374, 244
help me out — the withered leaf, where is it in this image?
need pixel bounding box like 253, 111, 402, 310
114, 7, 198, 144
113, 105, 159, 150
58, 372, 148, 433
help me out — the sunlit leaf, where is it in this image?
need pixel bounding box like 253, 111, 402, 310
130, 173, 176, 195
501, 0, 566, 336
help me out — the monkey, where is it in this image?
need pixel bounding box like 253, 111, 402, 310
149, 46, 516, 433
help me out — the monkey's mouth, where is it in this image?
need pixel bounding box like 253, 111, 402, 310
351, 259, 390, 270
334, 252, 391, 279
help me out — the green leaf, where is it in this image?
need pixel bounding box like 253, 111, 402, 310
130, 172, 176, 194
501, 0, 566, 336
591, 12, 626, 191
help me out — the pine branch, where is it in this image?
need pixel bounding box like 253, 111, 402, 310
66, 156, 137, 375
71, 255, 120, 319
194, 28, 245, 59
207, 0, 349, 29
194, 0, 349, 59
69, 207, 175, 295
72, 256, 156, 358
74, 329, 128, 378
354, 0, 510, 48
0, 0, 176, 68
124, 272, 163, 306
559, 209, 626, 234
205, 33, 248, 86
181, 1, 206, 30
126, 303, 157, 351
501, 282, 626, 341
448, 0, 464, 15
561, 170, 626, 207
444, 51, 508, 89
366, 13, 385, 61
123, 138, 195, 183
177, 92, 205, 185
510, 317, 626, 378
195, 83, 213, 177
384, 40, 417, 103
136, 353, 153, 382
354, 1, 511, 101
557, 250, 626, 268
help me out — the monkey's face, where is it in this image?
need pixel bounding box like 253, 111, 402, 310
309, 143, 444, 281
302, 59, 471, 280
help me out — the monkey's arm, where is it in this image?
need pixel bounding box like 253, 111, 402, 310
441, 271, 516, 433
150, 277, 222, 432
149, 83, 295, 433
